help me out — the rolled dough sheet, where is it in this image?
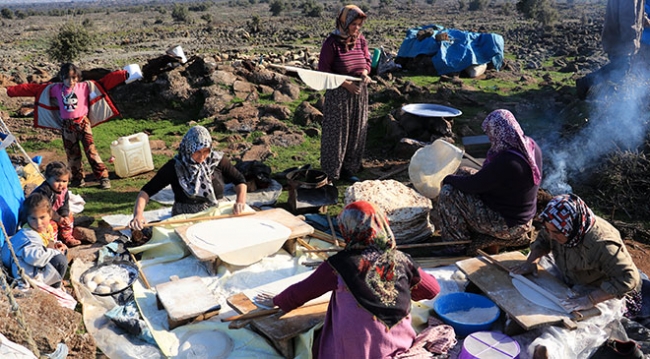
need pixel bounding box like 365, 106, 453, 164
185, 218, 292, 266
512, 276, 567, 313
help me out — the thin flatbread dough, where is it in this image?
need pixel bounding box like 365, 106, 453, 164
512, 276, 567, 313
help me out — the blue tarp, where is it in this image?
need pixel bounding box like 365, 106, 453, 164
397, 24, 505, 75
0, 149, 24, 247
643, 4, 650, 45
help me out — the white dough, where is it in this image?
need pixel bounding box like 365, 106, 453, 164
512, 277, 567, 313
95, 285, 111, 294
93, 274, 106, 284
86, 281, 98, 291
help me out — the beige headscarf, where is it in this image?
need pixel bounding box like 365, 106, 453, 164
333, 5, 367, 50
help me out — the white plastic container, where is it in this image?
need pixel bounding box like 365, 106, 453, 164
409, 139, 464, 199
110, 132, 154, 178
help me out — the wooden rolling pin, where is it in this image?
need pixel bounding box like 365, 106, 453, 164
111, 212, 255, 231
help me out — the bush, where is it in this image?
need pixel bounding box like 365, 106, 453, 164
517, 0, 558, 26
269, 0, 285, 16
301, 0, 323, 17
468, 0, 487, 11
46, 22, 96, 63
15, 10, 27, 19
1, 8, 13, 19
171, 4, 190, 22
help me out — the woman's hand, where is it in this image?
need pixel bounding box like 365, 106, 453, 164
343, 81, 361, 94
561, 295, 593, 312
233, 202, 246, 215
129, 214, 147, 231
510, 261, 539, 276
360, 73, 372, 84
255, 291, 277, 308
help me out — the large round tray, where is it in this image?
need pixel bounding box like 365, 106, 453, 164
402, 103, 462, 118
80, 261, 139, 296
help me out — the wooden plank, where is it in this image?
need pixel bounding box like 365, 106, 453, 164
413, 256, 469, 268
456, 251, 579, 331
226, 292, 328, 357
176, 208, 314, 262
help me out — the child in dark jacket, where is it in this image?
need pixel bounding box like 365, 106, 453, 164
32, 161, 80, 247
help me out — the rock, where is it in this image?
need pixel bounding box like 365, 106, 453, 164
211, 70, 238, 86
293, 101, 323, 126
260, 104, 292, 121
73, 226, 97, 244
304, 127, 321, 137
269, 131, 305, 148
73, 215, 95, 228
271, 89, 293, 103
257, 116, 290, 133
242, 144, 273, 162
232, 80, 257, 100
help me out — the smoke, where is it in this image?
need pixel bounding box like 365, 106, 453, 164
541, 60, 650, 195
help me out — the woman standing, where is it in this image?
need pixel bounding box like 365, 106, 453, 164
267, 201, 440, 358
129, 126, 247, 230
437, 109, 543, 255
318, 5, 372, 182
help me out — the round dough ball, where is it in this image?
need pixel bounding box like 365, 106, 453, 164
93, 274, 106, 284
86, 281, 98, 291
95, 285, 111, 294
110, 281, 125, 292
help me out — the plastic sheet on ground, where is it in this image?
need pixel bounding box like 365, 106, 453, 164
150, 181, 283, 208
0, 333, 37, 359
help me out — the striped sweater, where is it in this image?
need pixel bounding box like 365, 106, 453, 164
318, 34, 371, 76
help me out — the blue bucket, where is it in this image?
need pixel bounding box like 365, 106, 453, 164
433, 292, 500, 337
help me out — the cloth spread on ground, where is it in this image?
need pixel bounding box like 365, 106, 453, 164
89, 205, 630, 358
149, 180, 282, 208
397, 24, 504, 75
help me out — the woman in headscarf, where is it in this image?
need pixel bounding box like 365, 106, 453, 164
318, 4, 372, 183
129, 126, 247, 230
268, 201, 440, 358
512, 194, 642, 314
437, 109, 543, 255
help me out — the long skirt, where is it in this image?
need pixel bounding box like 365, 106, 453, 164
437, 184, 532, 255
320, 84, 368, 180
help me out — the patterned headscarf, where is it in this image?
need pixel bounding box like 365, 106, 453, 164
332, 5, 367, 50
174, 126, 223, 205
328, 201, 419, 328
482, 109, 542, 186
540, 194, 595, 247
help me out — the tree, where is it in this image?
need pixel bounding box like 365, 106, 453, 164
269, 0, 285, 16
1, 8, 13, 19
46, 22, 96, 63
171, 4, 190, 22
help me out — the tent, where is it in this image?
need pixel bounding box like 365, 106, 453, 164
0, 147, 24, 247
397, 24, 505, 75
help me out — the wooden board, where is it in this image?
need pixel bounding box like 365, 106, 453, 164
456, 251, 580, 331
227, 292, 327, 358
156, 276, 221, 329
176, 208, 314, 262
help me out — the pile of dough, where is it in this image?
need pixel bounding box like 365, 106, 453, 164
84, 272, 129, 294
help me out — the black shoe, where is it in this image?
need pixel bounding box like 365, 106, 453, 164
340, 168, 360, 183
591, 339, 643, 359
70, 178, 85, 188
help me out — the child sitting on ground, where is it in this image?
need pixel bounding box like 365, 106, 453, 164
1, 193, 68, 288
31, 161, 81, 247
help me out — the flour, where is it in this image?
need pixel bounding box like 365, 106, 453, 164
443, 306, 499, 324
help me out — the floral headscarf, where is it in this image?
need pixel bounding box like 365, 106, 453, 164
174, 126, 223, 205
327, 201, 419, 328
332, 5, 367, 50
482, 109, 542, 186
540, 194, 595, 247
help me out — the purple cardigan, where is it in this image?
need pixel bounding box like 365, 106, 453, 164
443, 141, 543, 226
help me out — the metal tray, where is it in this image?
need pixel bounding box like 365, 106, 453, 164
402, 103, 462, 118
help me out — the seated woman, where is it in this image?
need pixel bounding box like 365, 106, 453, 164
266, 200, 441, 358
512, 194, 642, 313
129, 125, 246, 230
437, 109, 543, 255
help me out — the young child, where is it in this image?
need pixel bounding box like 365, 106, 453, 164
32, 161, 81, 247
1, 193, 68, 288
6, 62, 142, 189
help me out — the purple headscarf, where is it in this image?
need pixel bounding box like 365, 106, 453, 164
482, 109, 542, 186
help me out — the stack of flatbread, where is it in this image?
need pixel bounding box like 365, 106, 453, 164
344, 180, 434, 244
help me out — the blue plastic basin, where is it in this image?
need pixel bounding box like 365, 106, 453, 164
433, 292, 500, 337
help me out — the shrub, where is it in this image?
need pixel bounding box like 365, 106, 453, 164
46, 22, 96, 63
269, 0, 285, 16
468, 0, 487, 11
426, 0, 437, 5
1, 8, 13, 19
171, 4, 190, 22
517, 0, 558, 26
15, 10, 27, 19
301, 0, 323, 17
248, 14, 262, 33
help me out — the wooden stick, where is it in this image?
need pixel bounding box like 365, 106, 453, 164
297, 238, 329, 260
303, 241, 472, 253
377, 164, 409, 180
129, 252, 151, 290
221, 308, 281, 322
463, 152, 484, 168
310, 229, 346, 246
112, 212, 255, 231
326, 214, 340, 247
